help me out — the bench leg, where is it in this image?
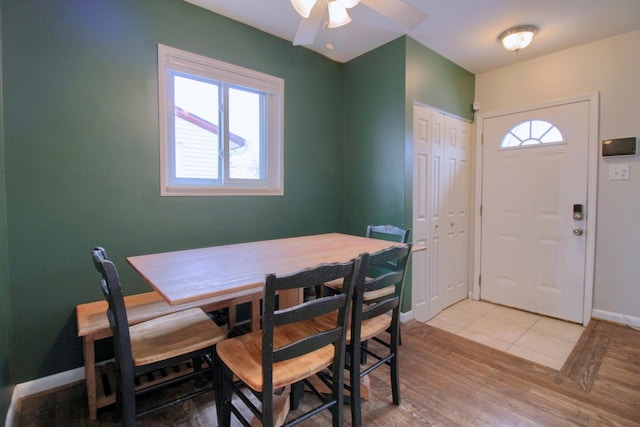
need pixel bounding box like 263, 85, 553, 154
83, 336, 98, 420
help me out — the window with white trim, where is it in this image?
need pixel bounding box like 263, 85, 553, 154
158, 44, 284, 196
500, 119, 564, 149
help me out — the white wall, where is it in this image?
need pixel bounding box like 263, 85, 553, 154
475, 29, 640, 320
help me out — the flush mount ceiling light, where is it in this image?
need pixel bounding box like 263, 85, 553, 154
498, 25, 538, 51
291, 0, 360, 29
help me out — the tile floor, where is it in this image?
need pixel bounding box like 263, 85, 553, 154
426, 299, 585, 370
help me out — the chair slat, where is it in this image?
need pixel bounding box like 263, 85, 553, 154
274, 294, 346, 325
273, 328, 342, 363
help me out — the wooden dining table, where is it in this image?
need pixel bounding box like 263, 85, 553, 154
127, 232, 414, 313
126, 232, 420, 421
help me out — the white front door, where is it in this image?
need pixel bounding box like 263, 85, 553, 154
480, 100, 591, 323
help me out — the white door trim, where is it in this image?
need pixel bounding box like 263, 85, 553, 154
472, 92, 599, 326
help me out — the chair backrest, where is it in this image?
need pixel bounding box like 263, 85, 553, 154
261, 255, 366, 396
353, 244, 412, 325
365, 225, 410, 275
91, 247, 136, 387
366, 224, 410, 244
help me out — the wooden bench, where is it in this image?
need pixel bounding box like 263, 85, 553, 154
77, 288, 262, 420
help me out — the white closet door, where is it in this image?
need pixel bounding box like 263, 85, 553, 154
413, 104, 470, 321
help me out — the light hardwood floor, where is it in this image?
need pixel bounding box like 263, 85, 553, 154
13, 319, 640, 426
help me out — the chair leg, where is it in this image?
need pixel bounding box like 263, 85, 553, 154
262, 386, 274, 427
391, 353, 400, 406
360, 340, 368, 364
117, 366, 136, 427
391, 323, 401, 406
215, 354, 233, 427
349, 344, 362, 427
331, 365, 345, 427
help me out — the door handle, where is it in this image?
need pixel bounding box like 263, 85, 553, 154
573, 228, 584, 236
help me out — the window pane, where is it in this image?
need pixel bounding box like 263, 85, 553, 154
228, 87, 263, 180
502, 133, 521, 147
500, 119, 565, 149
512, 121, 530, 140
173, 75, 219, 180
531, 120, 552, 139
540, 127, 563, 143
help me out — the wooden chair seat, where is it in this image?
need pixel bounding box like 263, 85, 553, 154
216, 322, 334, 392
130, 308, 226, 365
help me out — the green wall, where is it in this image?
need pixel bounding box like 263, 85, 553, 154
0, 1, 14, 419
2, 0, 345, 383
344, 36, 474, 311
0, 0, 474, 396
405, 37, 475, 122
344, 38, 408, 235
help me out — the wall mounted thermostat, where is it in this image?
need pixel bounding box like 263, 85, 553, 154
602, 137, 638, 157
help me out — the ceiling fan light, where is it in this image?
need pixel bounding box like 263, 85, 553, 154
291, 0, 317, 18
327, 1, 351, 28
498, 25, 538, 51
336, 0, 360, 8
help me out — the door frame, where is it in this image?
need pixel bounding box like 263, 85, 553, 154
472, 92, 599, 326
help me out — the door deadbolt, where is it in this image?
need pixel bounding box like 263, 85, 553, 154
573, 204, 584, 220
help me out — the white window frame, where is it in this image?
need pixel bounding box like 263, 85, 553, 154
158, 44, 284, 196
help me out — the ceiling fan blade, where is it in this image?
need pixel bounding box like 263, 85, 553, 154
293, 2, 325, 46
361, 0, 428, 30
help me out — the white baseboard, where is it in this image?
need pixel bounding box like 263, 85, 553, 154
400, 310, 414, 323
592, 309, 640, 328
6, 367, 85, 427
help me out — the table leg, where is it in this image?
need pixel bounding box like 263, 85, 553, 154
83, 335, 97, 420
251, 295, 261, 331
228, 306, 237, 329
278, 288, 303, 309
290, 381, 304, 410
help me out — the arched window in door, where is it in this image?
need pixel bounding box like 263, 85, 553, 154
500, 119, 564, 148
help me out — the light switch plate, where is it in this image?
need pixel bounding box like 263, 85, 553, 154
609, 164, 630, 180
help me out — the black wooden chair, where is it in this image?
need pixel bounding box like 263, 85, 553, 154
347, 244, 412, 426
322, 224, 410, 348
214, 255, 366, 427
365, 224, 410, 244
91, 247, 227, 426
323, 224, 410, 295
309, 244, 412, 426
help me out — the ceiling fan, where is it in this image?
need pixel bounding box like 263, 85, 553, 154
291, 0, 429, 46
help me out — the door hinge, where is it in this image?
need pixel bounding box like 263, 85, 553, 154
478, 275, 481, 287
480, 204, 482, 216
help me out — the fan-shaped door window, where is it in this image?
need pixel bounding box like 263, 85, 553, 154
500, 119, 564, 149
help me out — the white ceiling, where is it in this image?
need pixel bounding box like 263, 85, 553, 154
184, 0, 640, 74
